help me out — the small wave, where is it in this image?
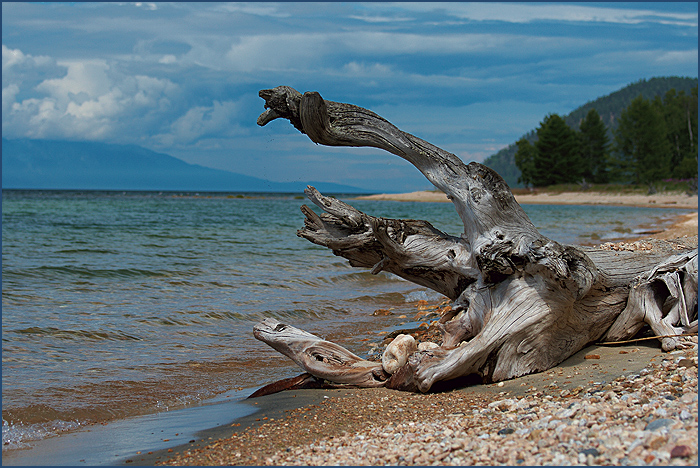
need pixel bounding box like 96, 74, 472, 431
199, 311, 249, 321
349, 292, 408, 304
55, 248, 119, 254
7, 265, 193, 280
1, 291, 42, 304
404, 290, 447, 303
293, 271, 404, 288
10, 327, 142, 341
2, 418, 82, 451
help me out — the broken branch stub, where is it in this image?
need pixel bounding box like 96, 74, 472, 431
253, 86, 698, 393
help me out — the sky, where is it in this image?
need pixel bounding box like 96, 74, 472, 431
2, 2, 698, 192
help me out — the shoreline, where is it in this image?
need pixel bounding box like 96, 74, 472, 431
356, 189, 698, 243
142, 342, 698, 466
354, 189, 698, 210
136, 210, 697, 466
4, 194, 697, 466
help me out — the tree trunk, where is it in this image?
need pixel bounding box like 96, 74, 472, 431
254, 86, 698, 393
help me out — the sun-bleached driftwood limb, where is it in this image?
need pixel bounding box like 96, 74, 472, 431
299, 185, 477, 301
254, 86, 698, 393
253, 318, 389, 387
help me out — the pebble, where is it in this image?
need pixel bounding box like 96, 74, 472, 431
160, 346, 697, 467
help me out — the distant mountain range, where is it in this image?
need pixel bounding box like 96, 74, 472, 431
483, 76, 699, 187
1, 138, 367, 193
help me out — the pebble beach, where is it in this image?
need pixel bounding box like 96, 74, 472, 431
142, 191, 699, 467
153, 341, 698, 466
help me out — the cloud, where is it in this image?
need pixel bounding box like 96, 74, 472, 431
342, 61, 393, 78
158, 54, 177, 64
2, 46, 180, 141
2, 83, 19, 115
223, 34, 332, 72
36, 60, 112, 101
154, 100, 242, 146
217, 29, 588, 77
654, 49, 699, 66
348, 14, 414, 24
133, 2, 158, 11
2, 2, 697, 191
209, 3, 291, 18
381, 3, 698, 27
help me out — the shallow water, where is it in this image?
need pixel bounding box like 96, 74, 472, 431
1, 189, 690, 451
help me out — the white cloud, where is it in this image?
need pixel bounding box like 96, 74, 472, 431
154, 100, 241, 146
37, 60, 112, 101
381, 3, 698, 27
2, 45, 27, 70
133, 2, 158, 11
342, 61, 393, 77
2, 44, 55, 77
217, 30, 582, 76
209, 3, 290, 18
348, 14, 414, 23
158, 54, 177, 64
223, 34, 333, 72
2, 46, 180, 141
655, 49, 699, 66
2, 83, 20, 115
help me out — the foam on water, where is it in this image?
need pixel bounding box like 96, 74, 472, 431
2, 419, 83, 451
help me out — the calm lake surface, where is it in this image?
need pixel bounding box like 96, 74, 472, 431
2, 189, 691, 451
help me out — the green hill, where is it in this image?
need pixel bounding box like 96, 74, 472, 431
483, 76, 698, 187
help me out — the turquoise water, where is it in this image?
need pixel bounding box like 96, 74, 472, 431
1, 189, 690, 450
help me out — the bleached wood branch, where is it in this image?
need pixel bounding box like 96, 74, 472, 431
254, 86, 698, 392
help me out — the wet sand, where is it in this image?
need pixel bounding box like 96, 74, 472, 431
5, 193, 695, 466
136, 342, 698, 466
130, 210, 697, 467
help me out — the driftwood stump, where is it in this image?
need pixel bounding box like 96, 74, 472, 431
253, 86, 698, 393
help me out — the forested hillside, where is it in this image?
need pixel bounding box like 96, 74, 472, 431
483, 76, 698, 187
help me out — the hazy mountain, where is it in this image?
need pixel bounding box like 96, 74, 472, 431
1, 138, 367, 193
482, 76, 699, 187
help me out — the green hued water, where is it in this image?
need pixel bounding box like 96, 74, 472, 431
1, 189, 688, 449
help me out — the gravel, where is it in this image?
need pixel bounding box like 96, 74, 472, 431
159, 341, 697, 466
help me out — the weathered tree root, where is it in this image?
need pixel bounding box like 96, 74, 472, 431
253, 86, 698, 393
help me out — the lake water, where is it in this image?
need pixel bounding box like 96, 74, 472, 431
1, 189, 691, 453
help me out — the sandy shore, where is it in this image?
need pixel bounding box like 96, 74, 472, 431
356, 189, 699, 241
355, 189, 698, 210
123, 197, 698, 467
138, 341, 698, 466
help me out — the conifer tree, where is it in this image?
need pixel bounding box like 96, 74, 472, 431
660, 87, 698, 179
533, 114, 581, 186
613, 95, 672, 184
514, 137, 537, 187
578, 108, 610, 183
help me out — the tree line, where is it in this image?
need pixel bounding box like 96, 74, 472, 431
515, 86, 698, 188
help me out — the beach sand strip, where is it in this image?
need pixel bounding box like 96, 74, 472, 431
125, 197, 698, 467
133, 341, 697, 466
355, 190, 698, 210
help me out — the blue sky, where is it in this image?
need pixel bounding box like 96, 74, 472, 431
2, 2, 698, 192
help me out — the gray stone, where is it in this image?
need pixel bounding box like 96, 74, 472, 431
644, 418, 674, 432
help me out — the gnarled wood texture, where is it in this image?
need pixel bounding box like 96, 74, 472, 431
254, 86, 698, 393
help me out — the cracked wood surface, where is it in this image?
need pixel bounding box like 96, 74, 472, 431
254, 86, 698, 392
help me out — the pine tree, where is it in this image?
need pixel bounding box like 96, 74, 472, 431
533, 114, 581, 186
661, 87, 698, 179
578, 109, 610, 183
613, 95, 672, 184
514, 137, 537, 187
